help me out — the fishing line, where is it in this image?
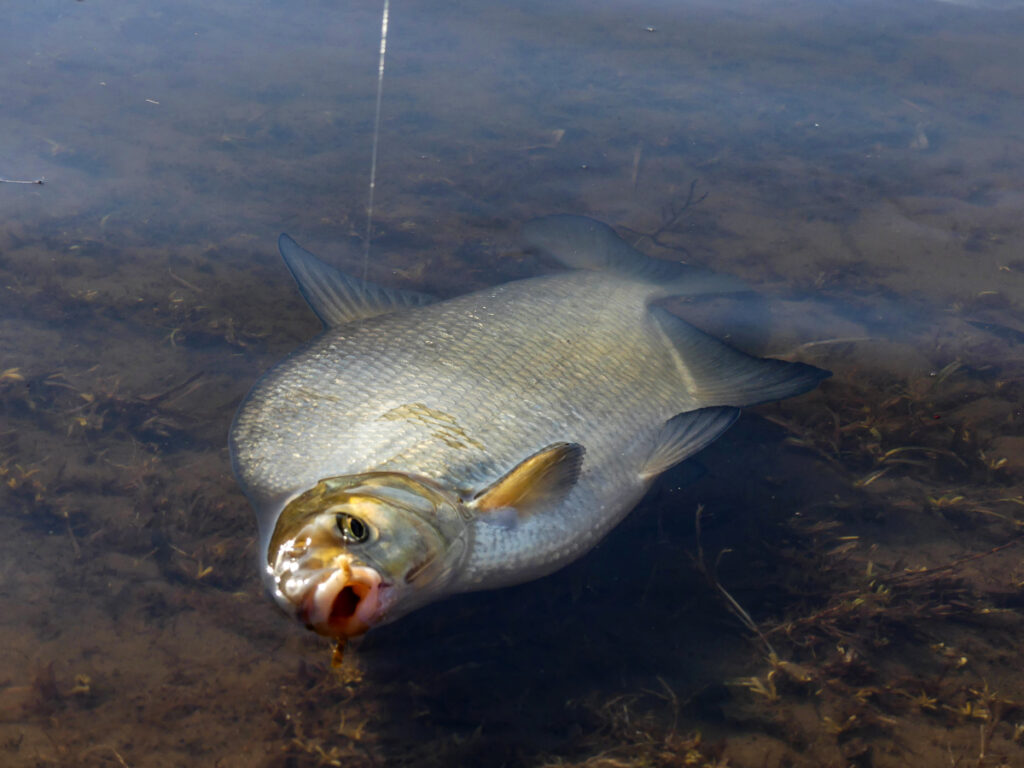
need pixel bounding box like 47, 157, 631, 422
362, 0, 390, 287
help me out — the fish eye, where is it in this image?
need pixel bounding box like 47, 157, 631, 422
336, 513, 369, 544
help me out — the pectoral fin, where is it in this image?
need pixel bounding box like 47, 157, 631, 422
468, 442, 585, 520
639, 407, 740, 480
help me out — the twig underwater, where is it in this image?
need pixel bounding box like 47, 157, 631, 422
692, 505, 776, 658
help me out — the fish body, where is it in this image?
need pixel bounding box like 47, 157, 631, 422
229, 216, 829, 639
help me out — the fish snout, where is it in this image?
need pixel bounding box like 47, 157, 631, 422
298, 563, 385, 638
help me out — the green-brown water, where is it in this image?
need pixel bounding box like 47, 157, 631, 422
2, 1, 1023, 765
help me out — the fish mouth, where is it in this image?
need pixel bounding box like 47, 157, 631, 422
298, 564, 386, 638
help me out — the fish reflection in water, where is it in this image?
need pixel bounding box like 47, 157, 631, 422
228, 215, 829, 646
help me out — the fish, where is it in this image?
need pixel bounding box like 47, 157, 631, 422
229, 215, 830, 642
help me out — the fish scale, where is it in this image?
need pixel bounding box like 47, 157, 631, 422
233, 273, 670, 532
229, 215, 829, 638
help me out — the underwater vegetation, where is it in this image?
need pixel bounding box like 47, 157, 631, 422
1, 200, 1022, 767
3, 0, 1023, 762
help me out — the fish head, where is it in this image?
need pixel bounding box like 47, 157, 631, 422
265, 472, 467, 639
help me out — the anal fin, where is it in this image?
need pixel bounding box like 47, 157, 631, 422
468, 442, 585, 520
639, 407, 739, 480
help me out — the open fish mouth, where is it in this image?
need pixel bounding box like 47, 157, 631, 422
298, 564, 386, 638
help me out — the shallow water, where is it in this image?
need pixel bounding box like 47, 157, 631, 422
2, 0, 1023, 766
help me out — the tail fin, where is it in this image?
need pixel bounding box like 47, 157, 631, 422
522, 214, 747, 297
652, 307, 831, 407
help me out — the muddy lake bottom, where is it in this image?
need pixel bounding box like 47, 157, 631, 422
2, 2, 1024, 762
1, 208, 1023, 768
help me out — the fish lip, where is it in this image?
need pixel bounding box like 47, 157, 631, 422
297, 565, 390, 638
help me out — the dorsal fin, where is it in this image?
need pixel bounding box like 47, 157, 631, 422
468, 442, 585, 520
651, 306, 831, 407
639, 407, 739, 480
522, 215, 747, 296
278, 234, 436, 328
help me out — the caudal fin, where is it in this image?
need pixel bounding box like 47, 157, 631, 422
522, 214, 747, 297
652, 307, 831, 407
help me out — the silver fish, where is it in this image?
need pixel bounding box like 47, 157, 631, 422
229, 215, 829, 640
